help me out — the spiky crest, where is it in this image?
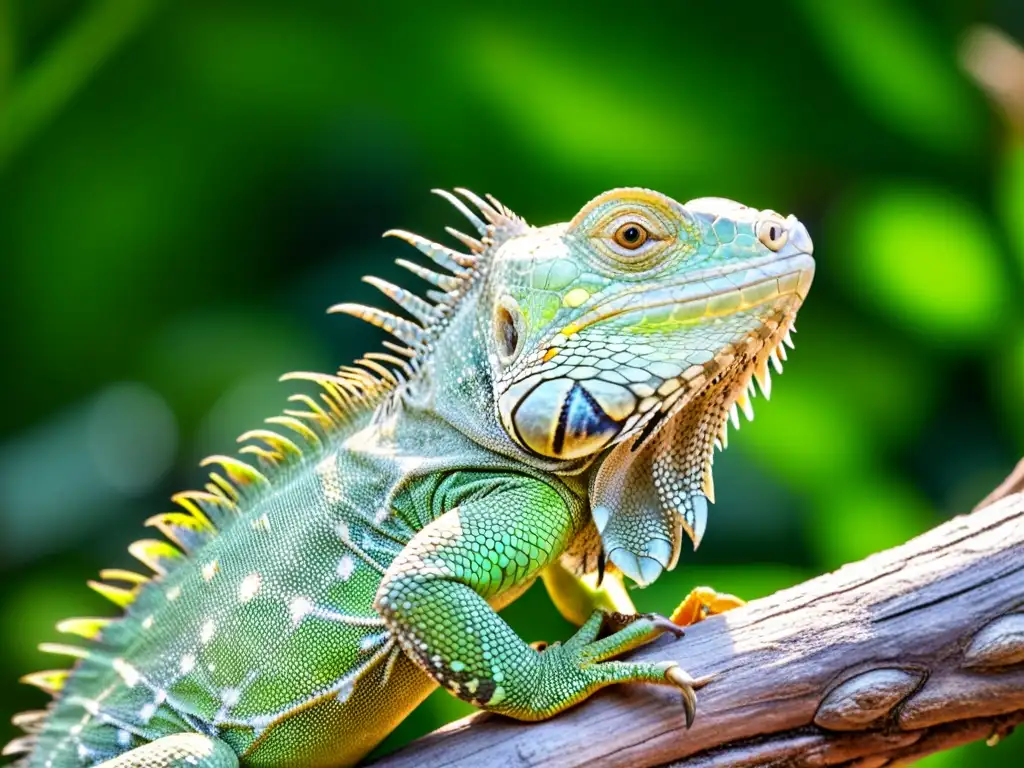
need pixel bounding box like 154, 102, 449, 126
11, 189, 529, 745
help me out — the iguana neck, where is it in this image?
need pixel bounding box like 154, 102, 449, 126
392, 288, 590, 483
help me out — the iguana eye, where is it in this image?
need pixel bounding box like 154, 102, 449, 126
494, 296, 525, 365
613, 223, 648, 250
758, 219, 788, 251
592, 212, 671, 268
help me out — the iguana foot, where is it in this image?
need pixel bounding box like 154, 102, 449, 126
670, 585, 745, 627
528, 610, 708, 727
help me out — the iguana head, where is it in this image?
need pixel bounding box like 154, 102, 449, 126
483, 188, 814, 585
372, 187, 812, 587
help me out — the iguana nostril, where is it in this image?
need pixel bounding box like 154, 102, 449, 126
786, 216, 814, 255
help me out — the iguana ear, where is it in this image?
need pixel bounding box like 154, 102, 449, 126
589, 397, 720, 587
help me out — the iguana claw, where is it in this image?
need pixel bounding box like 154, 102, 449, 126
604, 611, 685, 639
646, 613, 687, 639
664, 665, 712, 729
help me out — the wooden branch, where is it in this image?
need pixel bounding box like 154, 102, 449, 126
374, 474, 1024, 768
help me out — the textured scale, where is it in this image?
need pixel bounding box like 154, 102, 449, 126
8, 188, 814, 768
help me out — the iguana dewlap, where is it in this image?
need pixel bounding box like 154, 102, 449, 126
7, 187, 814, 767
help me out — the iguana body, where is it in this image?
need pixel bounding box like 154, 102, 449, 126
6, 188, 814, 767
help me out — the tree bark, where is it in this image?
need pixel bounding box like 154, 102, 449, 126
372, 463, 1024, 767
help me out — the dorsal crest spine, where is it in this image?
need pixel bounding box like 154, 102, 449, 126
11, 189, 529, 736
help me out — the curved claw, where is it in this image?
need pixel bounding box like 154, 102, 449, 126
604, 611, 686, 639
664, 666, 712, 729
646, 613, 686, 639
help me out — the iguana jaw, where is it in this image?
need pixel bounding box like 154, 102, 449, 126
497, 250, 813, 463
588, 298, 808, 587
581, 251, 814, 587
557, 250, 814, 339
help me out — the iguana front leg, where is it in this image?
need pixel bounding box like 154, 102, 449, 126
96, 734, 237, 768
376, 473, 701, 723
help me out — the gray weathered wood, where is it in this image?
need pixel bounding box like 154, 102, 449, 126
373, 479, 1024, 768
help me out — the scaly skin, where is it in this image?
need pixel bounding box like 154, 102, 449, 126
7, 188, 814, 767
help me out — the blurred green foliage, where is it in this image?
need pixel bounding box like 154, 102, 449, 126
1, 1, 1022, 765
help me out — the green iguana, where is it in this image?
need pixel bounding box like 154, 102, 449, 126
6, 187, 814, 767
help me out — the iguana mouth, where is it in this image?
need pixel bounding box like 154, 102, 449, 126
558, 252, 815, 338
583, 253, 813, 445
620, 303, 792, 455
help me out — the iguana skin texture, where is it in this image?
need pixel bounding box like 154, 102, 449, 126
7, 188, 814, 767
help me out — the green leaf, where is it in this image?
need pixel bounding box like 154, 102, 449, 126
449, 26, 749, 190
0, 0, 13, 100
787, 314, 938, 450
831, 185, 1009, 343
0, 0, 159, 170
999, 142, 1024, 278
793, 0, 981, 154
732, 366, 874, 496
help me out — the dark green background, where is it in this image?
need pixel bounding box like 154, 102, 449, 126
2, 1, 1023, 765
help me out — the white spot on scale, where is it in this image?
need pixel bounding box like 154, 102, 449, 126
117, 729, 131, 747
201, 560, 219, 581
317, 454, 344, 504
222, 687, 241, 708
139, 702, 157, 723
180, 654, 196, 674
200, 620, 216, 645
248, 714, 275, 731
359, 632, 387, 652
141, 615, 154, 630
113, 658, 140, 688
336, 681, 355, 704
336, 555, 356, 581
288, 596, 314, 626
239, 572, 262, 602
167, 585, 182, 601
251, 513, 270, 531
